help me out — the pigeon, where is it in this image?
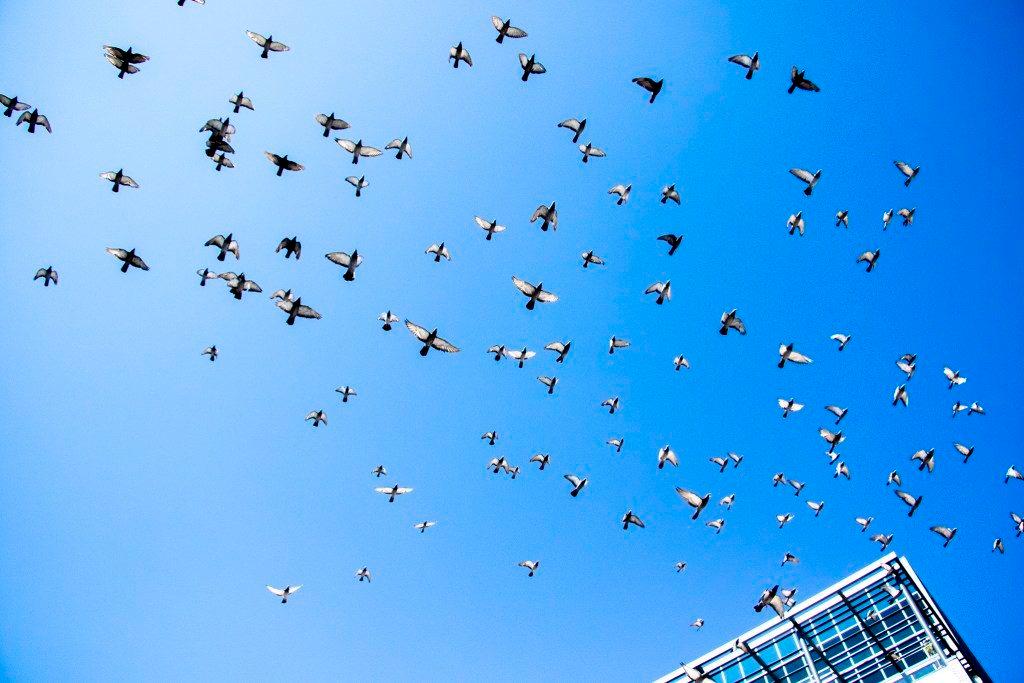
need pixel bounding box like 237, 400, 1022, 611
710, 457, 729, 473
205, 234, 239, 262
675, 562, 687, 573
564, 474, 588, 497
833, 461, 851, 480
491, 16, 527, 43
530, 202, 558, 231
518, 560, 539, 577
898, 207, 916, 226
229, 91, 254, 113
621, 510, 645, 530
266, 585, 301, 604
888, 471, 902, 487
830, 333, 851, 351
894, 161, 921, 187
481, 431, 498, 446
487, 345, 507, 361
897, 358, 917, 381
657, 233, 684, 255
276, 236, 301, 260
276, 297, 321, 325
315, 112, 350, 137
219, 272, 262, 300
1006, 466, 1024, 484
99, 169, 139, 193
335, 386, 357, 403
968, 402, 986, 416
930, 526, 957, 548
728, 452, 743, 468
943, 367, 967, 389
856, 516, 873, 532
778, 343, 813, 368
105, 247, 149, 273
606, 438, 623, 453
1013, 513, 1024, 537
807, 500, 825, 517
608, 184, 631, 205
644, 281, 671, 305
691, 618, 705, 630
371, 465, 387, 478
581, 250, 605, 268
632, 77, 663, 103
601, 397, 621, 414
772, 472, 787, 488
912, 449, 936, 473
658, 446, 679, 470
378, 311, 399, 331
706, 519, 726, 534
264, 152, 303, 176
893, 384, 909, 407
33, 266, 58, 287
345, 175, 369, 197
201, 346, 217, 362
835, 210, 849, 228
788, 66, 820, 93
557, 118, 587, 143
660, 185, 681, 205
16, 109, 51, 133
0, 94, 30, 117
375, 484, 413, 503
210, 153, 234, 171
894, 490, 923, 516
953, 442, 974, 464
578, 142, 605, 163
530, 454, 550, 470
404, 320, 460, 356
993, 538, 1005, 554
518, 53, 546, 81
305, 410, 327, 427
200, 118, 235, 136
103, 45, 149, 79
414, 521, 437, 534
425, 243, 452, 262
486, 457, 509, 474
857, 249, 881, 272
538, 376, 558, 394
505, 347, 536, 368
871, 533, 894, 552
824, 405, 848, 424
719, 494, 735, 510
675, 487, 711, 520
882, 209, 894, 230
719, 309, 746, 335
777, 398, 804, 418
781, 552, 799, 567
325, 250, 363, 281
880, 583, 901, 604
205, 135, 234, 158
385, 137, 413, 160
474, 216, 507, 241
355, 567, 372, 582
197, 268, 218, 286
336, 139, 382, 165
727, 52, 760, 79
789, 168, 821, 195
608, 337, 630, 354
246, 31, 289, 59
673, 356, 691, 371
787, 211, 806, 236
754, 585, 785, 618
449, 42, 472, 68
512, 276, 558, 310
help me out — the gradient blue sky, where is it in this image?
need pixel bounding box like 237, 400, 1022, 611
1, 1, 1022, 680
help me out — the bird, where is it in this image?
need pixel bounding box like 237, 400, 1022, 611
719, 309, 746, 335
229, 91, 253, 113
896, 357, 917, 381
481, 432, 498, 446
787, 211, 806, 236
266, 585, 301, 604
197, 268, 218, 287
898, 207, 916, 226
580, 250, 605, 269
375, 484, 413, 503
833, 461, 851, 480
691, 618, 705, 630
449, 42, 472, 68
727, 52, 760, 79
201, 346, 217, 362
385, 137, 413, 160
777, 513, 795, 529
505, 347, 536, 368
1013, 513, 1024, 537
725, 452, 742, 468
414, 521, 437, 534
601, 397, 621, 414
857, 249, 881, 272
205, 234, 239, 262
835, 210, 849, 228
719, 494, 735, 510
538, 376, 558, 394
344, 175, 369, 197
606, 438, 624, 453
709, 457, 729, 473
315, 112, 350, 137
789, 168, 822, 195
772, 472, 787, 487
355, 567, 372, 582
491, 16, 527, 43
99, 169, 139, 193
518, 560, 539, 577
968, 401, 986, 416
564, 474, 588, 497
276, 297, 321, 325
824, 405, 848, 425
487, 345, 507, 362
657, 233, 684, 256
673, 356, 691, 372
880, 583, 901, 604
754, 585, 786, 618
335, 386, 357, 403
530, 454, 550, 470
871, 534, 894, 552
781, 552, 799, 567
103, 45, 149, 79
557, 118, 587, 143
608, 337, 630, 354
512, 276, 558, 310
474, 216, 506, 241
644, 281, 671, 305
894, 490, 923, 516
706, 519, 726, 534
404, 320, 460, 356
303, 410, 328, 428
930, 526, 958, 548
275, 236, 301, 260
425, 243, 452, 262
993, 538, 1005, 554
632, 77, 664, 103
105, 247, 149, 273
658, 446, 679, 470
778, 343, 812, 368
621, 510, 645, 530
264, 152, 303, 176
16, 109, 51, 133
789, 67, 820, 93
943, 367, 967, 389
893, 384, 909, 407
830, 333, 851, 351
1006, 466, 1024, 484
894, 161, 921, 187
200, 117, 235, 137
325, 250, 363, 281
336, 139, 382, 165
954, 442, 975, 464
486, 457, 509, 474
530, 202, 558, 231
660, 185, 681, 204
378, 311, 399, 331
888, 471, 902, 487
246, 31, 289, 59
882, 209, 894, 230
371, 465, 387, 478
578, 142, 605, 163
777, 398, 804, 418
0, 94, 30, 117
219, 272, 262, 300
675, 487, 711, 520
518, 53, 546, 81
608, 184, 631, 205
807, 500, 825, 517
210, 153, 234, 172
33, 266, 58, 287
675, 562, 687, 573
912, 449, 936, 473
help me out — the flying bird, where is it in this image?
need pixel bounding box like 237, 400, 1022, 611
893, 384, 909, 407
898, 207, 916, 226
449, 42, 472, 68
106, 247, 149, 273
512, 276, 558, 310
305, 410, 327, 427
632, 77, 664, 103
835, 210, 849, 228
727, 52, 760, 79
325, 250, 362, 281
474, 216, 507, 241
658, 446, 679, 470
378, 311, 399, 331
530, 202, 558, 231
1006, 466, 1023, 484
315, 112, 350, 137
777, 398, 804, 418
99, 169, 139, 193
518, 53, 546, 81
819, 428, 845, 453
787, 211, 806, 236
788, 66, 820, 93
807, 500, 825, 517
33, 266, 58, 287
404, 320, 460, 356
608, 184, 631, 205
504, 347, 536, 368
557, 118, 586, 143
581, 250, 605, 268
336, 139, 382, 164
246, 31, 289, 59
661, 185, 681, 205
491, 16, 527, 43
564, 474, 588, 497
953, 442, 974, 463
857, 249, 881, 272
197, 268, 218, 286
425, 243, 452, 262
912, 448, 936, 473
264, 152, 303, 176
830, 333, 851, 351
210, 153, 234, 171
943, 367, 967, 389
335, 386, 357, 403
414, 521, 437, 534
871, 534, 894, 552
205, 234, 239, 261
606, 438, 624, 453
578, 142, 605, 163
0, 94, 30, 117
894, 490, 923, 517
375, 484, 413, 503
882, 209, 894, 230
789, 168, 821, 195
345, 175, 369, 197
16, 109, 51, 133
276, 236, 301, 260
608, 336, 630, 354
719, 309, 746, 335
601, 397, 621, 414
276, 297, 321, 325
219, 272, 262, 300
781, 552, 799, 567
530, 453, 550, 470
824, 405, 848, 425
675, 487, 711, 520
385, 137, 413, 160
229, 91, 254, 113
856, 517, 874, 532
778, 343, 812, 368
644, 281, 671, 305
355, 567, 372, 582
103, 45, 149, 79
719, 494, 735, 510
673, 356, 690, 371
481, 432, 498, 446
538, 376, 558, 394
657, 233, 684, 255
202, 346, 217, 362
621, 510, 645, 530
266, 585, 301, 604
930, 526, 958, 548
894, 160, 921, 187
777, 513, 794, 529
518, 560, 539, 577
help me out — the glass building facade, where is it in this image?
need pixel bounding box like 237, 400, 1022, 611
655, 553, 989, 683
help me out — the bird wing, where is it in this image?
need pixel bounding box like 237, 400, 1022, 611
788, 350, 812, 364
894, 160, 913, 177
246, 31, 268, 46
267, 40, 289, 52
674, 487, 703, 508
430, 335, 460, 353
266, 585, 285, 596
544, 341, 565, 352
894, 490, 916, 506
564, 474, 582, 486
512, 276, 536, 296
789, 168, 815, 184
359, 146, 383, 157
505, 25, 527, 38
644, 282, 665, 294
336, 139, 356, 153
205, 235, 226, 248
404, 320, 431, 342
728, 54, 752, 67
325, 252, 354, 267
530, 62, 546, 74
535, 289, 558, 303
295, 305, 320, 319
557, 118, 581, 132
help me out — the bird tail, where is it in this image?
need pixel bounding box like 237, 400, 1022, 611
788, 84, 796, 94
777, 359, 785, 369
803, 187, 813, 196
521, 72, 529, 82
261, 49, 269, 58
277, 167, 284, 177
233, 105, 241, 114
121, 261, 130, 273
526, 299, 536, 311
719, 326, 728, 335
419, 346, 429, 357
496, 34, 504, 44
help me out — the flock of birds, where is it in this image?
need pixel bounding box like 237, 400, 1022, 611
10, 7, 1020, 663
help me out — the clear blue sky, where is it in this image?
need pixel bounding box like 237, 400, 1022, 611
1, 1, 1022, 680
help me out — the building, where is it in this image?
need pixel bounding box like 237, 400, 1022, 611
655, 553, 989, 683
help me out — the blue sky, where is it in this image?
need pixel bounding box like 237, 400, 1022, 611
1, 0, 1022, 680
